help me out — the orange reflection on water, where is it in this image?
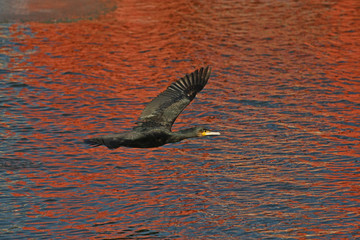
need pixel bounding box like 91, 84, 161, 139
4, 0, 360, 238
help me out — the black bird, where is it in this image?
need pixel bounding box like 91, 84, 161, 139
84, 66, 220, 149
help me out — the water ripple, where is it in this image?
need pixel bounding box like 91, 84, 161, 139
1, 0, 359, 239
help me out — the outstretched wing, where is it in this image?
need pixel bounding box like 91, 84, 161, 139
137, 66, 212, 130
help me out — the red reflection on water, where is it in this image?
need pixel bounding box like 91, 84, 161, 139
6, 3, 216, 235
313, 0, 360, 154
4, 0, 360, 238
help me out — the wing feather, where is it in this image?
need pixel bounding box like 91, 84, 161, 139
137, 66, 212, 129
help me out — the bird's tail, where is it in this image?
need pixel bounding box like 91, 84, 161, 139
84, 137, 104, 147
84, 136, 122, 149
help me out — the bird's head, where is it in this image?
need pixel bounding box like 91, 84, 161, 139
171, 126, 220, 143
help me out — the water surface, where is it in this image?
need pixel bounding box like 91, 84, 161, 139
1, 0, 359, 239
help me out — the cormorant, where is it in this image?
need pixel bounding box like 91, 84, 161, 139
84, 66, 220, 149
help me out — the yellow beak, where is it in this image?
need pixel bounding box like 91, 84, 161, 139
202, 131, 221, 136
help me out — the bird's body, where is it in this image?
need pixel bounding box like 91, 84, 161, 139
84, 66, 220, 149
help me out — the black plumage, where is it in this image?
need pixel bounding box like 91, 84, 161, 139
84, 66, 220, 149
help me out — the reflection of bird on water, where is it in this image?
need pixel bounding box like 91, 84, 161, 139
84, 66, 220, 149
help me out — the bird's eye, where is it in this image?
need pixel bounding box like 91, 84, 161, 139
200, 129, 209, 136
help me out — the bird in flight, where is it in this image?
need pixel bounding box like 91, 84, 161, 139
84, 66, 220, 149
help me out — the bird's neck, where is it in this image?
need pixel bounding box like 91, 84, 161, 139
168, 128, 199, 143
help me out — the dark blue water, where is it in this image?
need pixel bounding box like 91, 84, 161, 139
1, 0, 359, 239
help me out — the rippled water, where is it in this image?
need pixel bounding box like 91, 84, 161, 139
1, 0, 359, 239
